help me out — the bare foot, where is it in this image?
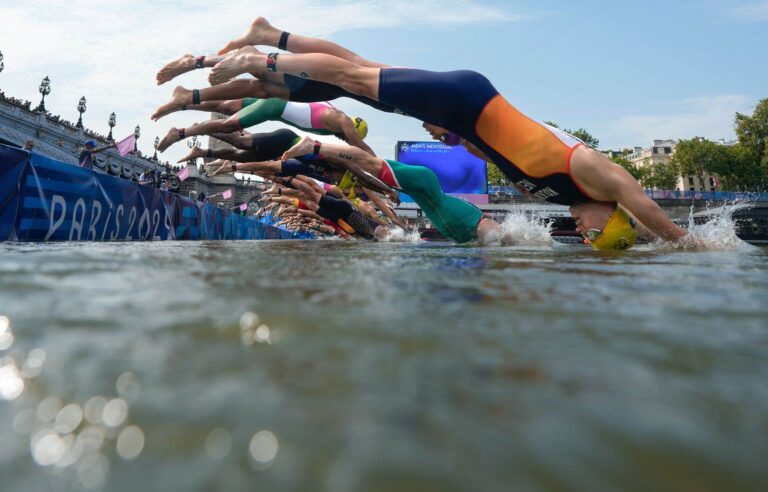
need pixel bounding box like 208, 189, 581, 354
177, 146, 206, 163
477, 217, 503, 245
209, 46, 264, 86
211, 160, 234, 176
152, 86, 193, 121
157, 127, 183, 152
281, 136, 316, 161
218, 17, 280, 55
156, 54, 198, 85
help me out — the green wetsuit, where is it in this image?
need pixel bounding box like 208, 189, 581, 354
235, 98, 335, 136
382, 159, 484, 243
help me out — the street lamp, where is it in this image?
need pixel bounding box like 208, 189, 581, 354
153, 136, 160, 160
76, 96, 86, 129
187, 136, 201, 169
134, 125, 140, 152
0, 50, 4, 74
35, 76, 51, 113
107, 112, 116, 141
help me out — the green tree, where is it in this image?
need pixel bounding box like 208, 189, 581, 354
645, 160, 681, 190
542, 121, 600, 149
734, 98, 768, 188
671, 137, 727, 190
487, 162, 509, 186
612, 155, 646, 183
566, 128, 600, 149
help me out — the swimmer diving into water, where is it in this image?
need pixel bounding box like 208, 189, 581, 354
206, 17, 690, 250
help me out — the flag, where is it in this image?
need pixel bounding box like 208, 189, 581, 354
222, 189, 233, 199
115, 134, 136, 157
177, 166, 189, 182
238, 203, 248, 211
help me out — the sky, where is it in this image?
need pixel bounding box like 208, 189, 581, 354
0, 0, 766, 164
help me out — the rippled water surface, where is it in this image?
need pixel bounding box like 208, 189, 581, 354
1, 240, 767, 491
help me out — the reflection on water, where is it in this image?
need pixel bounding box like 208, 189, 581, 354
0, 240, 767, 491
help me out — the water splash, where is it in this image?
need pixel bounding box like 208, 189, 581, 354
378, 227, 422, 243
657, 202, 754, 252
483, 209, 553, 246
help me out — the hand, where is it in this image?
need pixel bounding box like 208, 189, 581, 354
387, 189, 400, 205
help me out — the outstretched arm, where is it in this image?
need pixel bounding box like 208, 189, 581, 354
602, 166, 687, 242
364, 188, 405, 228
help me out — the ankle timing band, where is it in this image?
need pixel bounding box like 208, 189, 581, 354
195, 56, 205, 69
192, 89, 201, 105
266, 53, 279, 72
278, 32, 290, 51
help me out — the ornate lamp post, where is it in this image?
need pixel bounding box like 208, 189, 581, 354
187, 136, 201, 170
35, 76, 51, 113
153, 136, 160, 160
76, 96, 86, 129
134, 125, 140, 152
0, 50, 4, 74
107, 112, 116, 141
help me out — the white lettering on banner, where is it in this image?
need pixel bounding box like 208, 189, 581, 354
110, 205, 124, 240
163, 210, 173, 240
516, 179, 537, 192
101, 209, 112, 241
137, 209, 151, 240
69, 198, 86, 240
88, 200, 103, 241
44, 195, 67, 241
152, 210, 162, 241
125, 207, 137, 240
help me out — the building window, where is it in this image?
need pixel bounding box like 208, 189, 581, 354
689, 187, 695, 191
709, 177, 715, 187
688, 177, 694, 186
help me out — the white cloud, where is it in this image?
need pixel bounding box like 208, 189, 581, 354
599, 95, 754, 149
732, 1, 768, 21
0, 1, 522, 162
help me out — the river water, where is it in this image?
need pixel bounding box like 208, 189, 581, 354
1, 223, 767, 491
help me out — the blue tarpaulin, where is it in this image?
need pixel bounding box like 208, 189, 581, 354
0, 144, 312, 241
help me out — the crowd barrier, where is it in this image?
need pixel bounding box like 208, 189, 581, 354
0, 144, 313, 241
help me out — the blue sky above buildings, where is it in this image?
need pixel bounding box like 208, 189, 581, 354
0, 0, 766, 162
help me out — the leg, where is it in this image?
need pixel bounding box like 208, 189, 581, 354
156, 115, 240, 152
282, 136, 380, 176
156, 53, 226, 85
218, 17, 388, 68
383, 160, 490, 243
209, 132, 254, 150
210, 51, 380, 100
188, 147, 255, 164
152, 90, 243, 121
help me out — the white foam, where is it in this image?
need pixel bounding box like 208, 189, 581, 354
378, 227, 421, 243
656, 202, 755, 252
483, 209, 554, 246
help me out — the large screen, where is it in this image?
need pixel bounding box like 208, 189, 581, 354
395, 141, 488, 204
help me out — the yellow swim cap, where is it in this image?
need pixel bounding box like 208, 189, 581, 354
352, 117, 368, 139
588, 207, 638, 251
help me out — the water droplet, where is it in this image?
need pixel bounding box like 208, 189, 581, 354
31, 429, 71, 466
102, 399, 128, 428
77, 426, 106, 452
84, 397, 108, 424
37, 396, 63, 422
77, 453, 109, 489
249, 430, 278, 464
116, 372, 140, 402
204, 428, 232, 460
0, 332, 13, 351
20, 348, 46, 378
0, 363, 24, 400
55, 404, 84, 434
255, 325, 271, 344
240, 311, 259, 331
116, 425, 144, 460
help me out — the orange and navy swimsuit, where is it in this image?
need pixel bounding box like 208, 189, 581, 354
378, 69, 593, 205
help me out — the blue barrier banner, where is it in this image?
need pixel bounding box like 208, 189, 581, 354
0, 144, 312, 241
